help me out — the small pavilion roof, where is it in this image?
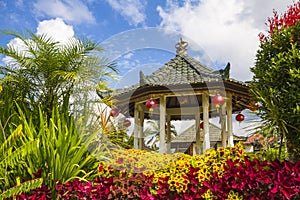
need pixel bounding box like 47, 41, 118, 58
139, 54, 218, 86
102, 39, 251, 120
112, 53, 236, 97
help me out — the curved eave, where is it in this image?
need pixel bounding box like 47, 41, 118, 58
111, 79, 251, 119
113, 80, 250, 105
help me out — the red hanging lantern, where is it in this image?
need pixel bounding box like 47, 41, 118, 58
212, 94, 225, 109
248, 101, 258, 112
146, 98, 158, 112
123, 119, 131, 127
199, 122, 204, 129
235, 113, 245, 122
110, 108, 120, 117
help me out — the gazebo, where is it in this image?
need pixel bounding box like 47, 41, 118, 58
108, 38, 250, 154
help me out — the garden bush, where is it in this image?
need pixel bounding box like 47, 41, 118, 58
11, 143, 300, 199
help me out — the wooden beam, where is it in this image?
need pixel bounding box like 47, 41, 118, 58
227, 93, 234, 147
166, 114, 171, 153
138, 104, 144, 149
140, 105, 214, 116
134, 103, 139, 149
221, 102, 227, 148
202, 92, 210, 151
195, 113, 201, 155
159, 96, 167, 153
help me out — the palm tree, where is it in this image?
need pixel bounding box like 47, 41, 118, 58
0, 30, 116, 118
144, 120, 177, 150
0, 30, 115, 198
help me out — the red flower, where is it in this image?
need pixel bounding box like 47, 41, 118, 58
117, 158, 123, 164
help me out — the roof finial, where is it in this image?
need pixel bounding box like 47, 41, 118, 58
139, 70, 148, 86
175, 37, 188, 55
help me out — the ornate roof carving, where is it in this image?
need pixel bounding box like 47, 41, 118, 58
175, 38, 188, 55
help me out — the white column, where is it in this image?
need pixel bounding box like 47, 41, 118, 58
166, 114, 171, 153
202, 92, 210, 151
159, 96, 167, 153
221, 102, 227, 148
195, 113, 201, 155
134, 103, 139, 149
226, 93, 234, 147
138, 105, 144, 149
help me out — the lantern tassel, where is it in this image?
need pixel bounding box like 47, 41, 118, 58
149, 108, 154, 117
216, 104, 220, 113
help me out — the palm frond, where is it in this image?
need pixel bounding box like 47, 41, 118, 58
0, 178, 43, 199
0, 125, 23, 158
0, 139, 38, 168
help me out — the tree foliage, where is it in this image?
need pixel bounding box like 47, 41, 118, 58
250, 2, 300, 161
0, 31, 116, 119
0, 30, 116, 198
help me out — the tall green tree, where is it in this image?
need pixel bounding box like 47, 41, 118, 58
0, 30, 116, 197
0, 31, 116, 119
250, 3, 300, 161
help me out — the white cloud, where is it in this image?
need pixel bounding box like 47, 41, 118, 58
36, 18, 75, 44
2, 37, 28, 65
15, 0, 23, 8
106, 0, 146, 26
157, 0, 294, 81
123, 52, 134, 59
34, 0, 95, 24
2, 18, 75, 65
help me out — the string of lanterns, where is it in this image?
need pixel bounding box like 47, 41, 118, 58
212, 94, 225, 109
109, 108, 131, 127
235, 113, 245, 123
144, 96, 259, 130
248, 101, 259, 112
110, 96, 260, 130
211, 94, 245, 124
145, 98, 158, 112
122, 119, 131, 127
110, 108, 120, 117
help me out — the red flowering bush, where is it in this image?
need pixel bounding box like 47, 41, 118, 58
15, 184, 52, 200
13, 144, 300, 199
259, 1, 300, 42
204, 158, 300, 199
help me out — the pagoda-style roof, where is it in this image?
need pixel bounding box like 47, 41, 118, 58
139, 54, 218, 86
101, 39, 251, 121
112, 53, 232, 97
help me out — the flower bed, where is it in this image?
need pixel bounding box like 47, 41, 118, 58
14, 143, 300, 199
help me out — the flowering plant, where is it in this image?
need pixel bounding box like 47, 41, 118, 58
13, 143, 300, 199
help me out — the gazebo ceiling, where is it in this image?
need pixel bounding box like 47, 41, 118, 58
113, 82, 250, 120
105, 39, 251, 120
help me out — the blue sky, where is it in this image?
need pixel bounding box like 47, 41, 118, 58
0, 0, 295, 82
0, 0, 296, 135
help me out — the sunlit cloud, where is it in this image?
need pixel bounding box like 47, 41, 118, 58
157, 0, 294, 81
106, 0, 146, 26
34, 0, 96, 24
36, 18, 75, 44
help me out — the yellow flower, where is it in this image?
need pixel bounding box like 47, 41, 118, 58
228, 190, 243, 200
201, 189, 216, 199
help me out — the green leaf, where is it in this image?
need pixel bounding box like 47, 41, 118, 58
0, 178, 43, 199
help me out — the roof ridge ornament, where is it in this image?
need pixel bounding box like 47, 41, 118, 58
212, 62, 231, 80
139, 70, 148, 86
175, 37, 188, 55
